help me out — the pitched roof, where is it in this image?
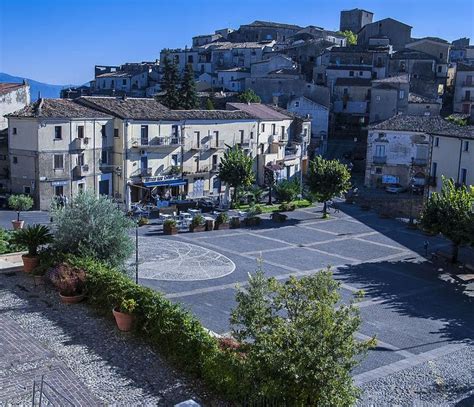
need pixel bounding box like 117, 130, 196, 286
0, 82, 28, 95
370, 115, 474, 138
335, 78, 372, 87
408, 93, 440, 104
7, 98, 112, 119
245, 20, 302, 30
359, 17, 412, 33
77, 97, 254, 121
391, 49, 435, 60
409, 36, 449, 45
226, 103, 292, 120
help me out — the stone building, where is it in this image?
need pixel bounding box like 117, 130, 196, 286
6, 99, 113, 210
357, 18, 412, 51
369, 75, 409, 123
228, 20, 302, 43
340, 8, 374, 33
453, 63, 474, 114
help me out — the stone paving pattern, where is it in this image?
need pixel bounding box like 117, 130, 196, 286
137, 202, 474, 405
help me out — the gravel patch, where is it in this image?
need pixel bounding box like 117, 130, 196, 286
357, 346, 474, 406
0, 272, 221, 406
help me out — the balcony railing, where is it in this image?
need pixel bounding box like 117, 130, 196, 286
373, 155, 387, 164
131, 137, 181, 148
74, 164, 89, 178
413, 158, 428, 166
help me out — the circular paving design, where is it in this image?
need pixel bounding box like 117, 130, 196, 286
134, 237, 235, 281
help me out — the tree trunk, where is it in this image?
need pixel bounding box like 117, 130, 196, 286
323, 201, 327, 216
17, 211, 20, 222
268, 185, 272, 205
452, 243, 459, 263
232, 187, 237, 206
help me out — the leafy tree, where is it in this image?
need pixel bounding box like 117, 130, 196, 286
180, 63, 199, 110
219, 146, 255, 205
338, 30, 357, 46
231, 262, 375, 405
238, 89, 261, 103
161, 53, 181, 109
51, 192, 134, 268
205, 97, 215, 110
274, 178, 300, 203
420, 177, 474, 262
8, 194, 34, 221
307, 156, 351, 217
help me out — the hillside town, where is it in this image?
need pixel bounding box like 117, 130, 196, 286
0, 4, 473, 407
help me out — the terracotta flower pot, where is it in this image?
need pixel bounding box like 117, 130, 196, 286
215, 222, 230, 230
163, 225, 178, 235
113, 308, 135, 332
12, 220, 24, 230
22, 255, 39, 273
190, 225, 205, 232
59, 292, 85, 304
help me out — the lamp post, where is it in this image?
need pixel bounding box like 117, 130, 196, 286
135, 220, 139, 284
409, 158, 415, 226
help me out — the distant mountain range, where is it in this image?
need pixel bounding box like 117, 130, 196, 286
0, 72, 77, 101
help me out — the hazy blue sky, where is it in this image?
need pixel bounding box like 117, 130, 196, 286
1, 0, 473, 85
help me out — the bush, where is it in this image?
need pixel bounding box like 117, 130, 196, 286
254, 204, 263, 214
274, 179, 300, 203
8, 194, 34, 221
215, 212, 229, 224
0, 228, 25, 254
119, 298, 137, 314
163, 219, 177, 227
191, 214, 205, 227
51, 192, 134, 268
138, 217, 149, 226
47, 263, 86, 296
279, 202, 296, 212
67, 256, 246, 398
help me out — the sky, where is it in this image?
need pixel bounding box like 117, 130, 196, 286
1, 0, 473, 85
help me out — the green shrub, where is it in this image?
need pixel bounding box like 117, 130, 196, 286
215, 212, 229, 224
0, 228, 25, 254
11, 224, 53, 256
191, 214, 205, 227
51, 192, 134, 268
8, 194, 34, 221
163, 219, 177, 227
254, 204, 263, 214
119, 298, 137, 314
67, 255, 246, 398
138, 217, 149, 226
274, 179, 300, 203
279, 202, 296, 212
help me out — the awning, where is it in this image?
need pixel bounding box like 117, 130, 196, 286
143, 179, 187, 187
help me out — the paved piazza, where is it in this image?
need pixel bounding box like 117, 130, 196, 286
137, 202, 474, 403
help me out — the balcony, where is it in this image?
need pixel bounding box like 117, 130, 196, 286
130, 167, 153, 178
71, 137, 89, 150
413, 158, 428, 166
237, 139, 252, 148
74, 164, 89, 178
373, 155, 387, 164
131, 136, 182, 148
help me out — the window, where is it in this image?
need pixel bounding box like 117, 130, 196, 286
437, 65, 442, 73
261, 123, 265, 132
295, 101, 300, 107
194, 131, 200, 147
77, 153, 84, 166
359, 71, 363, 76
188, 55, 193, 63
399, 90, 405, 99
343, 88, 348, 95
239, 130, 244, 144
375, 145, 386, 157
12, 128, 17, 135
464, 141, 469, 152
114, 128, 119, 138
375, 167, 382, 174
171, 154, 179, 166
376, 95, 381, 101
349, 71, 354, 77
24, 186, 31, 194
78, 183, 85, 193
214, 131, 219, 146
250, 131, 254, 140
271, 124, 276, 135
111, 80, 115, 88
54, 154, 64, 170
13, 156, 18, 164
77, 125, 84, 139
281, 126, 285, 138
140, 125, 149, 145
122, 79, 127, 85
432, 162, 438, 177
435, 137, 439, 147
461, 168, 467, 184
172, 125, 179, 138
101, 125, 106, 137
54, 185, 63, 196
439, 52, 443, 60
54, 126, 62, 140
101, 150, 108, 164
0, 155, 6, 160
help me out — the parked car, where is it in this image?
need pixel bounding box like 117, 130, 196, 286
196, 198, 216, 213
385, 184, 406, 194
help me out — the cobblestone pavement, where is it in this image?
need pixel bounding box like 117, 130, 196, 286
137, 202, 474, 405
0, 272, 213, 406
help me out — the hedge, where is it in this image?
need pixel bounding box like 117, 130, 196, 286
68, 256, 247, 399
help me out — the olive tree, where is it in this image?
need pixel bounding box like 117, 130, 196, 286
231, 263, 375, 405
51, 192, 134, 267
8, 194, 34, 222
420, 177, 474, 262
307, 156, 351, 217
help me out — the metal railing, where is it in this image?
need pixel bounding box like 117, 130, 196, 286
372, 155, 387, 164
131, 136, 181, 148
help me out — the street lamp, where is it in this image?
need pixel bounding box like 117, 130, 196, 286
135, 220, 139, 284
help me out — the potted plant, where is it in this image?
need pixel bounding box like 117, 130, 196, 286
163, 219, 178, 235
137, 216, 149, 226
190, 214, 205, 232
215, 212, 230, 230
8, 194, 34, 229
113, 298, 137, 332
271, 212, 288, 223
47, 263, 86, 304
11, 224, 53, 273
